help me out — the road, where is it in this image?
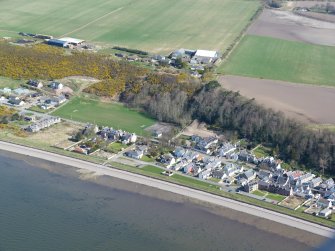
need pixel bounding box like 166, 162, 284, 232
0, 140, 334, 238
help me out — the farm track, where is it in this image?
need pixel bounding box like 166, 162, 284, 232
59, 7, 124, 38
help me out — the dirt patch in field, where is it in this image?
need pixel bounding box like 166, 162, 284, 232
145, 122, 176, 136
182, 120, 218, 138
28, 122, 82, 146
247, 8, 335, 46
219, 75, 335, 124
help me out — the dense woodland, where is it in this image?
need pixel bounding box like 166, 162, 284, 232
0, 42, 334, 174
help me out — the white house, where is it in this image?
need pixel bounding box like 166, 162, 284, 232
49, 82, 63, 90
319, 208, 332, 218
125, 150, 143, 160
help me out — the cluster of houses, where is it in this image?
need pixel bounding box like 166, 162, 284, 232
136, 134, 334, 218
71, 125, 139, 156
113, 48, 220, 78
0, 79, 69, 110
0, 87, 32, 107
25, 116, 61, 132
98, 127, 138, 145
27, 80, 69, 110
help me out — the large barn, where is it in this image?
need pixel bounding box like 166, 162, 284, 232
47, 37, 85, 47
192, 50, 219, 64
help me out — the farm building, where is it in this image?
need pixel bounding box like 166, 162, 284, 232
58, 37, 85, 46
192, 50, 219, 64
47, 39, 69, 48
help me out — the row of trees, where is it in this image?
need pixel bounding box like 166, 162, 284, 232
124, 80, 335, 174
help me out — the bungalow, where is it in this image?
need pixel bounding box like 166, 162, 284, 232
319, 208, 332, 218
49, 81, 63, 90
125, 150, 143, 160
317, 198, 332, 209
27, 79, 43, 88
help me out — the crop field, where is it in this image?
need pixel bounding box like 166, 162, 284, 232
52, 97, 155, 136
219, 35, 335, 87
0, 0, 260, 53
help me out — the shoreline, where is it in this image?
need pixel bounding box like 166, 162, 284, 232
0, 140, 334, 238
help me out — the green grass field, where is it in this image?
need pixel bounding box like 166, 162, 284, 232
52, 97, 155, 136
0, 0, 260, 53
219, 35, 335, 86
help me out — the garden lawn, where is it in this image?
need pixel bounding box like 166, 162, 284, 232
266, 193, 286, 202
52, 97, 155, 136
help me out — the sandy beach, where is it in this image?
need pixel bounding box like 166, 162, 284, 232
0, 140, 334, 238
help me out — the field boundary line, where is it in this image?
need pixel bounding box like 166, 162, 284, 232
59, 7, 124, 38
0, 29, 18, 34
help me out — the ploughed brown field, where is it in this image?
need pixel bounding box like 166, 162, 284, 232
219, 75, 335, 124
247, 9, 335, 46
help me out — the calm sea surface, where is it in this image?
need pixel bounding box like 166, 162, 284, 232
0, 151, 314, 251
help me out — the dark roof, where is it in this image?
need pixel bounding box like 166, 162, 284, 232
47, 39, 67, 47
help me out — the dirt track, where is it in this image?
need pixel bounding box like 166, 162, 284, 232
219, 75, 335, 124
247, 9, 335, 46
